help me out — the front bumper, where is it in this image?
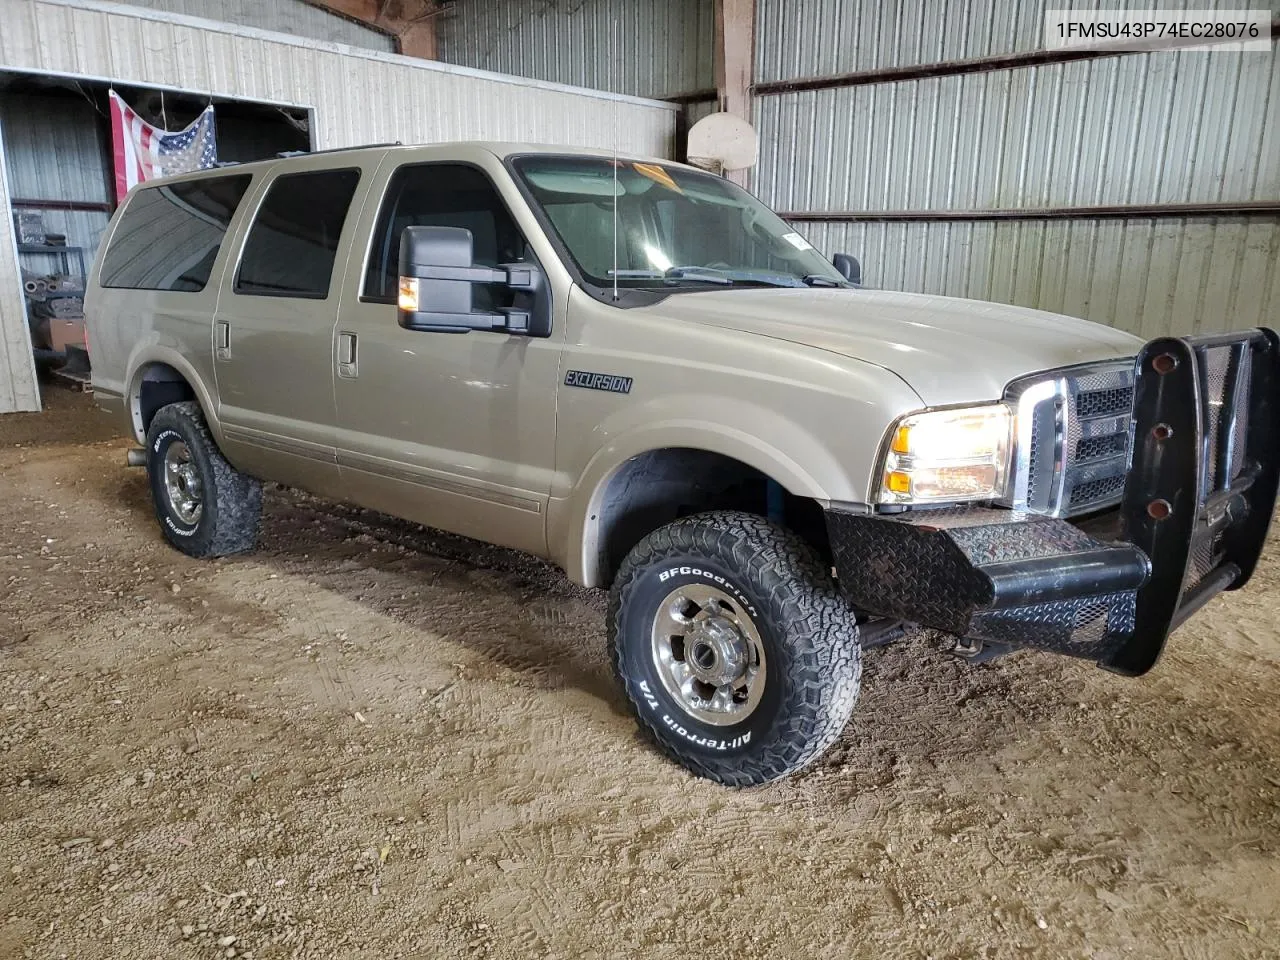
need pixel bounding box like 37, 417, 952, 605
828, 329, 1280, 676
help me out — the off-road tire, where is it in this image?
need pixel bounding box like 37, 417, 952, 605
608, 511, 861, 786
145, 401, 261, 558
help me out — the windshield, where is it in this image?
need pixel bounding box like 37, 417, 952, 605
511, 155, 847, 291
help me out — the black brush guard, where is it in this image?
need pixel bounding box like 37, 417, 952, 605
827, 329, 1280, 676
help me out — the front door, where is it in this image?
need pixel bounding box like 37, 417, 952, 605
212, 158, 370, 498
332, 160, 564, 556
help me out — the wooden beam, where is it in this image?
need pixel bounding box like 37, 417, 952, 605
713, 0, 754, 185
303, 0, 383, 31
304, 0, 439, 60
397, 14, 439, 61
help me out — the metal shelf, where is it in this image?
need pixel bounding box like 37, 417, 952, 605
17, 244, 87, 279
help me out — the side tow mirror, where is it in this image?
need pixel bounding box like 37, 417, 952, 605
397, 224, 545, 335
832, 253, 862, 285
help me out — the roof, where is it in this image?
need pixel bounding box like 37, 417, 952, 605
443, 141, 666, 164
142, 141, 681, 187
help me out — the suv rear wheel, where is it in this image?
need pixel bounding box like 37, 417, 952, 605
145, 401, 261, 558
607, 511, 861, 786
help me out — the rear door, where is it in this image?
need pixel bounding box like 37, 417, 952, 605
212, 155, 374, 497
330, 155, 565, 556
89, 172, 253, 419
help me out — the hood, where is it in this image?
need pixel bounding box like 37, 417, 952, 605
645, 287, 1143, 406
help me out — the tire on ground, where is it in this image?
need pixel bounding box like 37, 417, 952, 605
145, 400, 262, 558
608, 510, 861, 786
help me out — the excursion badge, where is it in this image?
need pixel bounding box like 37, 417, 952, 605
564, 370, 633, 394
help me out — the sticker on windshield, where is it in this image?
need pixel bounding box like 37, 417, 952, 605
781, 232, 814, 251
632, 163, 683, 194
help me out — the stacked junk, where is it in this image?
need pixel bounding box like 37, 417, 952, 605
16, 210, 91, 386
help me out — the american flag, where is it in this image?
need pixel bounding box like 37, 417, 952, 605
109, 91, 218, 204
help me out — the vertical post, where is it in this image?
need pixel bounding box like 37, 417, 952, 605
0, 112, 42, 413
714, 0, 755, 186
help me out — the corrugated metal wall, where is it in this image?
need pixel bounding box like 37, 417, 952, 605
754, 0, 1280, 340
0, 92, 111, 272
756, 49, 1279, 212
0, 0, 675, 156
118, 0, 396, 53
756, 0, 1280, 81
438, 0, 715, 98
801, 217, 1280, 340
0, 117, 39, 413
684, 97, 719, 128
0, 0, 679, 412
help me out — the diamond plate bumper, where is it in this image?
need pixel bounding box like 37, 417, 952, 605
827, 328, 1280, 673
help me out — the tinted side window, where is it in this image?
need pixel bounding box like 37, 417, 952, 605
100, 174, 251, 291
235, 169, 360, 299
363, 163, 526, 307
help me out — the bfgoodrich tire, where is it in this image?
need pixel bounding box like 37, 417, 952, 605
607, 511, 861, 786
145, 401, 261, 559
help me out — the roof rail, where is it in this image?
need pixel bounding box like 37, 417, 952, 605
273, 142, 401, 159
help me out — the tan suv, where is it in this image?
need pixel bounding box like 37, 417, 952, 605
86, 142, 1279, 786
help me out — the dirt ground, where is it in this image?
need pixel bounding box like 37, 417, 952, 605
2, 384, 1279, 960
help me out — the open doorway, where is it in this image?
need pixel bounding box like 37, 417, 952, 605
0, 71, 311, 383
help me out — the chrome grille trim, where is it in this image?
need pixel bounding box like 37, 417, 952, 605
1006, 377, 1064, 511
1004, 360, 1136, 518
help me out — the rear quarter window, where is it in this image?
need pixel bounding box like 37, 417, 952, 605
234, 168, 361, 300
99, 174, 252, 291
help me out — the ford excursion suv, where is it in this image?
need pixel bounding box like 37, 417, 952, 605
85, 142, 1279, 786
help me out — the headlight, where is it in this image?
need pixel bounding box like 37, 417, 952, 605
877, 404, 1013, 504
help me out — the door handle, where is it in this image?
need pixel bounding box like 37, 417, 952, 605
215, 320, 231, 360
338, 331, 358, 378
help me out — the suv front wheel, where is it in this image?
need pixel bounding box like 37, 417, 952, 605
145, 401, 262, 558
607, 511, 861, 786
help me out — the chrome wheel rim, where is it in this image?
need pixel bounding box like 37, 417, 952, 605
162, 441, 203, 526
649, 583, 766, 726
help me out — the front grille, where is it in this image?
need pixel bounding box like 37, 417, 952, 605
1077, 433, 1128, 462
1069, 474, 1125, 507
1076, 386, 1133, 418
1063, 370, 1134, 513
1008, 341, 1254, 519
1026, 413, 1043, 504
1007, 361, 1135, 517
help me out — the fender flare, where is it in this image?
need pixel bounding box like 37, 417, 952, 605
554, 421, 853, 587
124, 345, 221, 445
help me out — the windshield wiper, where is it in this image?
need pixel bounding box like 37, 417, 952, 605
610, 266, 806, 287
801, 274, 843, 288
610, 267, 731, 285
